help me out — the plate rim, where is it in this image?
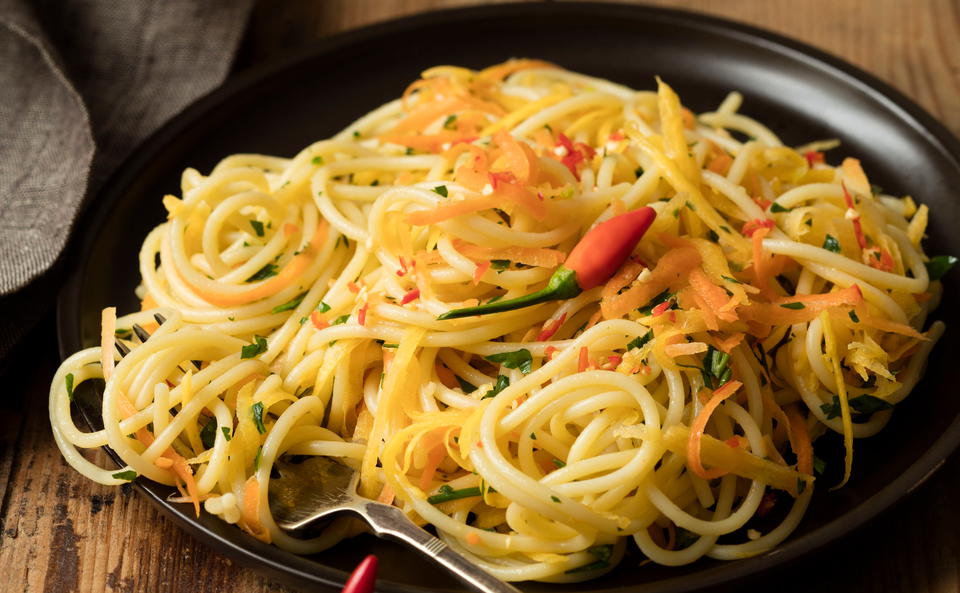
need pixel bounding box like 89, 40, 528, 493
56, 2, 960, 592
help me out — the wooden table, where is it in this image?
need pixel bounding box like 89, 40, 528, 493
3, 1, 958, 591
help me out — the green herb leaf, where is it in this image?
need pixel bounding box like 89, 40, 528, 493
222, 426, 233, 441
240, 335, 268, 359
312, 156, 324, 165
626, 331, 652, 352
252, 401, 267, 434
490, 259, 511, 271
456, 376, 477, 394
675, 528, 699, 550
552, 459, 566, 468
813, 455, 826, 475
433, 185, 449, 197
848, 310, 860, 323
246, 263, 279, 282
352, 130, 361, 138
485, 349, 533, 374
770, 202, 792, 213
427, 485, 482, 504
443, 114, 457, 130
550, 495, 561, 503
271, 292, 307, 314
849, 394, 894, 414
253, 446, 263, 471
797, 477, 807, 494
65, 373, 75, 401
331, 314, 350, 325
114, 328, 131, 338
112, 470, 138, 481
780, 302, 806, 310
200, 418, 217, 449
720, 275, 742, 284
925, 255, 957, 281
336, 235, 349, 249
822, 234, 841, 253
317, 301, 331, 313
634, 166, 644, 177
529, 432, 537, 440
482, 375, 510, 399
250, 220, 265, 237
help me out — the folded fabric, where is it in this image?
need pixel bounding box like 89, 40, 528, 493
0, 0, 254, 356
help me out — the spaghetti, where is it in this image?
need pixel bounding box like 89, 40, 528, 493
50, 60, 947, 581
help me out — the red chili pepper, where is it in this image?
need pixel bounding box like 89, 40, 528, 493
536, 313, 567, 341
437, 207, 657, 319
741, 218, 775, 238
341, 555, 377, 593
358, 303, 369, 326
401, 288, 420, 305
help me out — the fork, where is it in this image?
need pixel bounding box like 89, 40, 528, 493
269, 455, 522, 593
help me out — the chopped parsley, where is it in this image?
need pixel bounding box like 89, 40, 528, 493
252, 401, 267, 434
770, 202, 792, 213
114, 328, 131, 339
317, 301, 332, 313
820, 394, 894, 419
925, 255, 957, 281
112, 470, 138, 481
848, 310, 860, 323
490, 259, 511, 271
482, 375, 510, 399
550, 495, 561, 503
65, 373, 75, 401
271, 292, 307, 314
813, 455, 826, 475
222, 426, 233, 441
246, 263, 279, 282
822, 234, 841, 253
200, 418, 217, 449
433, 185, 449, 197
253, 446, 263, 471
565, 544, 612, 574
427, 485, 482, 504
780, 302, 806, 310
311, 155, 324, 165
240, 335, 268, 359
484, 349, 533, 374
249, 220, 265, 237
331, 314, 350, 325
700, 346, 732, 389
443, 114, 457, 130
456, 376, 477, 394
626, 331, 653, 352
552, 459, 566, 468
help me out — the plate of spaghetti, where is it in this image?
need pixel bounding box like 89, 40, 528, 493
52, 3, 960, 592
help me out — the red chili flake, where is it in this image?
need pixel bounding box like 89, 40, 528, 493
725, 436, 742, 448
803, 150, 824, 168
310, 310, 329, 330
347, 281, 361, 294
488, 171, 517, 190
607, 355, 623, 367
544, 346, 558, 360
756, 491, 778, 518
842, 182, 869, 249
555, 133, 595, 179
450, 136, 477, 147
608, 131, 625, 141
358, 303, 369, 326
578, 347, 590, 372
652, 300, 673, 317
536, 313, 567, 341
396, 256, 409, 277
401, 288, 420, 305
668, 310, 677, 323
741, 218, 776, 237
753, 195, 772, 210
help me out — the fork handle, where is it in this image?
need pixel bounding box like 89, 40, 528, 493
362, 502, 523, 593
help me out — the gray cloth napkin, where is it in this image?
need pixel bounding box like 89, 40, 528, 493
0, 0, 254, 357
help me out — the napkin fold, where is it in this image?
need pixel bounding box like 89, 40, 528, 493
0, 0, 254, 358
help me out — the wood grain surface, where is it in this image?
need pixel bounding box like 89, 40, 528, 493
3, 1, 958, 592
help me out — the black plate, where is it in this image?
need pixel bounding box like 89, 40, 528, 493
57, 3, 960, 592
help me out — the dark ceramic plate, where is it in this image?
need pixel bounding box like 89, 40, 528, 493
57, 3, 960, 592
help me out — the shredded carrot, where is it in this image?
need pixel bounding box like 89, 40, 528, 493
452, 239, 565, 268
115, 393, 202, 517
602, 246, 701, 319
465, 531, 482, 546
688, 268, 739, 322
785, 404, 814, 475
405, 196, 494, 226
310, 310, 329, 330
140, 292, 158, 311
715, 333, 745, 353
377, 484, 396, 505
435, 364, 459, 390
688, 380, 743, 479
707, 152, 733, 175
738, 285, 863, 329
347, 281, 360, 294
473, 260, 491, 285
536, 313, 567, 341
238, 476, 270, 542
741, 218, 775, 238
578, 347, 590, 372
664, 342, 709, 357
853, 306, 928, 340
183, 222, 328, 307
478, 59, 556, 82
751, 227, 773, 296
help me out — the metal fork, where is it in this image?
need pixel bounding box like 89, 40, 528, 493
269, 456, 521, 593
